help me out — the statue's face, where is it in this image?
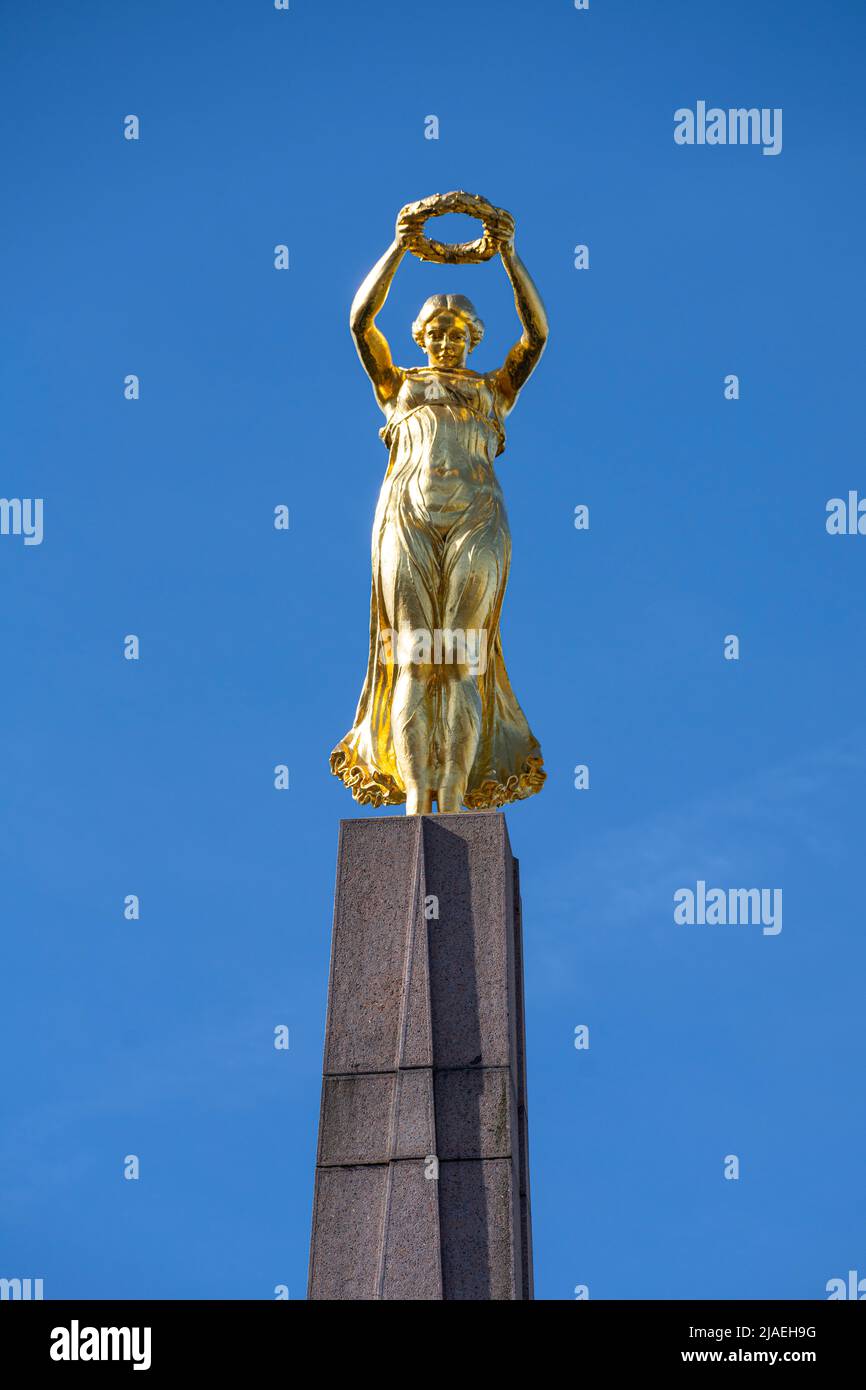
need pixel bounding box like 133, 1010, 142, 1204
423, 312, 470, 369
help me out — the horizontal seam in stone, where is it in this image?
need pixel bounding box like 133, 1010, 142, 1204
316, 1155, 514, 1169
322, 1064, 514, 1077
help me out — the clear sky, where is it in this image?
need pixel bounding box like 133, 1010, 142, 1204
2, 0, 865, 1300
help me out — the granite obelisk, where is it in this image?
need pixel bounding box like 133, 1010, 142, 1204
308, 812, 533, 1300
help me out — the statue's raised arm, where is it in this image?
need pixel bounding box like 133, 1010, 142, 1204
348, 208, 422, 409
487, 206, 549, 415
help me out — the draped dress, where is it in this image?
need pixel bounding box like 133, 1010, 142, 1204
329, 363, 545, 809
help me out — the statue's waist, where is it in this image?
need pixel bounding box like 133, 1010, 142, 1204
418, 450, 492, 481
396, 460, 501, 523
394, 451, 499, 500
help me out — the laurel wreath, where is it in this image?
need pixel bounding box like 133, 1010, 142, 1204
400, 190, 500, 265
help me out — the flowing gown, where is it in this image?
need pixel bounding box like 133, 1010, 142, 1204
329, 364, 545, 809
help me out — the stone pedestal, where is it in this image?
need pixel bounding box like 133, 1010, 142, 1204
307, 812, 533, 1301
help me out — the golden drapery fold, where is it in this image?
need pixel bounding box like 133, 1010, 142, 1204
330, 368, 545, 810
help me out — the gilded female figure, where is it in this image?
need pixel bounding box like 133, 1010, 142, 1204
330, 196, 548, 815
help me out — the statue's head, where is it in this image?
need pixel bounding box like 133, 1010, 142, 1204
412, 294, 484, 368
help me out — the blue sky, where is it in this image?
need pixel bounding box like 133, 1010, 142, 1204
2, 0, 865, 1299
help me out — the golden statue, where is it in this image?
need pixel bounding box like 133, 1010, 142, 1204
330, 191, 548, 815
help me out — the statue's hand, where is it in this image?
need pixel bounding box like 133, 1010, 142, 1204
395, 205, 424, 250
489, 207, 516, 255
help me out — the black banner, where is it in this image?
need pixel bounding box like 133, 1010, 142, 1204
1, 1298, 861, 1373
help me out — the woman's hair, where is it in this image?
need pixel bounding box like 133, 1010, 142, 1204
411, 294, 485, 352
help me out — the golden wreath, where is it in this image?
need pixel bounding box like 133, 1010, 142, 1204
399, 190, 501, 265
